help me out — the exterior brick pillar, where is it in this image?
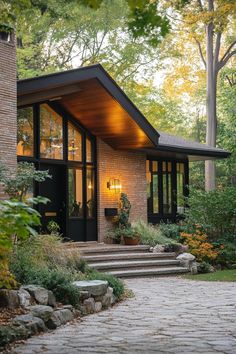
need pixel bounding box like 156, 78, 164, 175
0, 30, 17, 198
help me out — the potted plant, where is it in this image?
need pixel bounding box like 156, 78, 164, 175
122, 227, 140, 245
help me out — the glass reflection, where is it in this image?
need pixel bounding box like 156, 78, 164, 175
17, 107, 34, 157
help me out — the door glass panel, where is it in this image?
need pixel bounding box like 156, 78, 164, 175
146, 160, 151, 199
40, 104, 63, 159
86, 138, 92, 162
87, 167, 94, 218
68, 168, 83, 218
163, 161, 172, 214
177, 163, 185, 214
17, 107, 34, 157
152, 161, 158, 172
152, 174, 159, 213
68, 122, 82, 161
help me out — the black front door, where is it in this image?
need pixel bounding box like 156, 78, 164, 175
38, 163, 67, 235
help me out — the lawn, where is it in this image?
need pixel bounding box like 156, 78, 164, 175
184, 269, 236, 282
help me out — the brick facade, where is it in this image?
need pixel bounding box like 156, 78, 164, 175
0, 34, 17, 198
97, 138, 147, 242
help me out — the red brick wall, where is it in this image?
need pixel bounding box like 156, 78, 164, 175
97, 138, 147, 242
0, 34, 17, 198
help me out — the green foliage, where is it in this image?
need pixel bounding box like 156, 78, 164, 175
185, 269, 236, 282
87, 270, 124, 299
132, 219, 176, 247
197, 261, 212, 274
158, 222, 182, 241
47, 220, 61, 235
185, 188, 236, 240
118, 193, 131, 229
0, 162, 51, 202
214, 241, 236, 269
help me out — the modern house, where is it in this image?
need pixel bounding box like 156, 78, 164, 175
0, 31, 230, 244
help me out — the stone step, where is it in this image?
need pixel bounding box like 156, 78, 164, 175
89, 259, 181, 271
80, 245, 150, 255
106, 267, 189, 278
83, 252, 176, 262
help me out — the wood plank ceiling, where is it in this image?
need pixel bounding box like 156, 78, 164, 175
60, 78, 154, 150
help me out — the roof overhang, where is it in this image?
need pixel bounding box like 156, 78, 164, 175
17, 64, 159, 150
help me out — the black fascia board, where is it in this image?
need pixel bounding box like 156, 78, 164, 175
154, 144, 231, 158
17, 64, 160, 148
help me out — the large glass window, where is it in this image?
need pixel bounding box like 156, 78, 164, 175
86, 138, 93, 163
162, 162, 172, 214
68, 168, 83, 218
68, 122, 82, 161
40, 104, 63, 160
177, 162, 185, 214
86, 167, 94, 218
17, 107, 34, 157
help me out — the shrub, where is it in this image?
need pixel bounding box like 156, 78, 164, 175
159, 222, 183, 241
87, 270, 124, 300
214, 242, 236, 268
132, 220, 176, 247
180, 227, 219, 263
197, 261, 212, 274
185, 187, 236, 240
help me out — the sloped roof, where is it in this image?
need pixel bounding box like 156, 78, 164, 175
17, 64, 230, 160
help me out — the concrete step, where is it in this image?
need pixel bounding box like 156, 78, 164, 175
106, 267, 189, 278
89, 259, 181, 271
80, 245, 150, 255
83, 252, 176, 262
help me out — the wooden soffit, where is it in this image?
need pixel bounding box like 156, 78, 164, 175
17, 65, 159, 150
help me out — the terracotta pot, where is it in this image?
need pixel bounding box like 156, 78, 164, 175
123, 235, 140, 245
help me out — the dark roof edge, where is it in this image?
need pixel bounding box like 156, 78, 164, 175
157, 144, 231, 158
17, 64, 160, 147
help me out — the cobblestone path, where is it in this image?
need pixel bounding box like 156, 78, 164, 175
12, 277, 236, 354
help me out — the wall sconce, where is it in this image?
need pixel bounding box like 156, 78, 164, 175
107, 178, 121, 193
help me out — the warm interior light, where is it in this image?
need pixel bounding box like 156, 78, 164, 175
107, 178, 121, 193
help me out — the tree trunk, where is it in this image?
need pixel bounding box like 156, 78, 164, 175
205, 0, 217, 191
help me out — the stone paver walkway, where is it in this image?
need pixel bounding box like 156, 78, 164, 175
12, 277, 236, 354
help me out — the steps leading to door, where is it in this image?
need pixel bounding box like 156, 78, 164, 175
80, 244, 189, 278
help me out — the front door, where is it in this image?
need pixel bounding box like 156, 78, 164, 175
38, 163, 66, 235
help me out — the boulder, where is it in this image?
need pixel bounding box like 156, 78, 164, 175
83, 297, 95, 314
102, 293, 112, 309
72, 280, 108, 297
0, 290, 20, 309
94, 301, 102, 313
152, 245, 165, 253
13, 314, 47, 335
54, 309, 73, 325
22, 285, 49, 305
111, 294, 117, 305
18, 288, 31, 308
47, 290, 56, 307
45, 313, 61, 330
79, 290, 90, 301
176, 252, 196, 269
29, 305, 53, 322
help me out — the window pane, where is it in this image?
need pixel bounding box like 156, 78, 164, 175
87, 167, 94, 218
152, 174, 159, 213
86, 138, 92, 162
152, 161, 158, 172
146, 160, 151, 199
68, 122, 82, 161
163, 162, 172, 214
177, 163, 185, 214
40, 104, 63, 159
68, 168, 83, 218
17, 107, 34, 156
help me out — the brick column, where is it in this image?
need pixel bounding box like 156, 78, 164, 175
0, 32, 17, 198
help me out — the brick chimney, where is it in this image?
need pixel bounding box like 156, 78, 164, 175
0, 28, 17, 197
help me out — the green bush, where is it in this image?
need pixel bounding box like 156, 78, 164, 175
87, 270, 124, 300
214, 241, 236, 268
159, 222, 183, 241
185, 187, 236, 240
132, 220, 176, 247
197, 261, 212, 274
